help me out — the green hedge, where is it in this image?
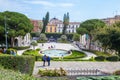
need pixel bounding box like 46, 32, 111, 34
106, 56, 119, 61
45, 33, 73, 40
94, 56, 106, 61
0, 55, 35, 75
23, 49, 40, 56
114, 70, 120, 75
37, 40, 47, 43
5, 48, 17, 55
0, 65, 40, 80
22, 49, 42, 61
82, 49, 112, 57
12, 46, 30, 50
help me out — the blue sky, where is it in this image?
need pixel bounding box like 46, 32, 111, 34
0, 0, 120, 22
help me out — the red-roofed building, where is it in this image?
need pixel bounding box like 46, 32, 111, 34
30, 19, 43, 32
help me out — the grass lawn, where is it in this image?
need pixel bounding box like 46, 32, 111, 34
52, 50, 87, 61
82, 49, 113, 57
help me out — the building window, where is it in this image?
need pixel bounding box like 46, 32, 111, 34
72, 30, 74, 33
69, 30, 70, 33
50, 27, 52, 32
72, 26, 74, 29
59, 29, 60, 33
55, 27, 56, 32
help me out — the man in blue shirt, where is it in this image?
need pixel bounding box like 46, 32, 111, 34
42, 55, 46, 66
46, 56, 51, 66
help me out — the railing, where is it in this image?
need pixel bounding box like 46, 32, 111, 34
66, 69, 110, 76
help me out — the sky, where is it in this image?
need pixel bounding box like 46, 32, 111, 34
0, 0, 120, 22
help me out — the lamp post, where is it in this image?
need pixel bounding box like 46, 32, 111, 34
4, 16, 8, 49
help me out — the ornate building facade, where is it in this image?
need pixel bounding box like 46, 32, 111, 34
46, 18, 80, 33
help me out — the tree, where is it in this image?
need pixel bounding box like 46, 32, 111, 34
0, 11, 33, 47
106, 26, 120, 56
76, 27, 88, 35
57, 35, 67, 43
62, 12, 69, 34
31, 40, 38, 50
77, 19, 105, 49
41, 12, 49, 33
95, 26, 120, 56
95, 27, 111, 52
72, 33, 80, 41
39, 33, 47, 41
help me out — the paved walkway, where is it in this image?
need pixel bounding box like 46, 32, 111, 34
33, 61, 120, 76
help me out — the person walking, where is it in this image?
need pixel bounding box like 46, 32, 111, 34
46, 56, 51, 66
42, 55, 46, 66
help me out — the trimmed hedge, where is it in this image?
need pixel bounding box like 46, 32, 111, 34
106, 56, 119, 61
94, 56, 106, 61
22, 49, 42, 61
0, 65, 40, 80
6, 48, 17, 55
0, 55, 35, 75
45, 33, 73, 40
12, 46, 30, 50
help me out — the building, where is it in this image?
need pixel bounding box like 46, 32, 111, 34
46, 18, 80, 33
30, 19, 43, 32
46, 18, 62, 33
46, 23, 56, 33
14, 33, 31, 47
102, 15, 120, 25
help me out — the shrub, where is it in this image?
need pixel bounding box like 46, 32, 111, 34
45, 33, 73, 40
6, 48, 17, 55
23, 49, 40, 56
37, 40, 47, 43
23, 49, 42, 61
36, 48, 40, 51
0, 55, 35, 75
114, 70, 120, 75
0, 65, 40, 80
106, 56, 119, 61
57, 35, 68, 43
35, 55, 42, 61
94, 56, 106, 61
39, 33, 48, 41
38, 67, 67, 77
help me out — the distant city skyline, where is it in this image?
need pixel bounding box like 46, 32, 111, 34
0, 0, 120, 22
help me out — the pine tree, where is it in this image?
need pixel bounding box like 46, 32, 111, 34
41, 12, 49, 33
62, 12, 69, 34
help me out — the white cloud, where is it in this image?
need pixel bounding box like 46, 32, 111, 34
59, 3, 74, 7
0, 0, 31, 12
24, 0, 74, 8
24, 0, 55, 7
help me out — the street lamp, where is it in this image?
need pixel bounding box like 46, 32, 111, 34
4, 16, 8, 49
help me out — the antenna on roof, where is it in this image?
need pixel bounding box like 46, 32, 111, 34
115, 10, 118, 15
